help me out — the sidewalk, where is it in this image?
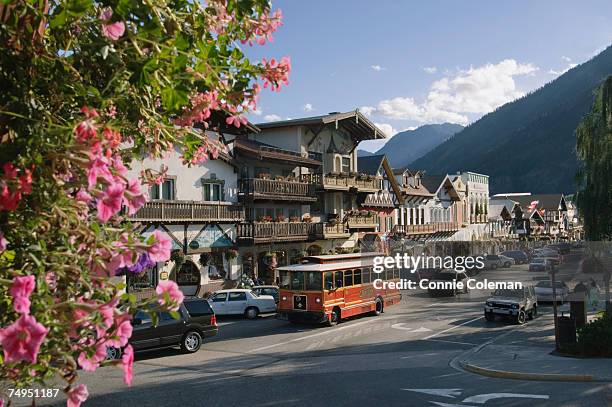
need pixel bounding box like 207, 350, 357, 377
455, 311, 612, 382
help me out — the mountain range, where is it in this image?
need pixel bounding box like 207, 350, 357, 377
410, 45, 612, 194
357, 123, 463, 168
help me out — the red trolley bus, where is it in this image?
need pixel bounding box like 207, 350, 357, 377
276, 252, 401, 325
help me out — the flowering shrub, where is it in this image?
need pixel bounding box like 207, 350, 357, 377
0, 0, 288, 405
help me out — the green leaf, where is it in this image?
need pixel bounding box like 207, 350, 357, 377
161, 87, 189, 111
50, 10, 68, 29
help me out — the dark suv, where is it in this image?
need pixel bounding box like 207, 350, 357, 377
108, 298, 218, 359
501, 250, 529, 265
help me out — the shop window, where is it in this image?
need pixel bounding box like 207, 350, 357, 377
151, 178, 175, 200
127, 263, 158, 292
177, 261, 200, 285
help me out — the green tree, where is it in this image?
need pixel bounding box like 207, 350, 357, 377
576, 76, 612, 240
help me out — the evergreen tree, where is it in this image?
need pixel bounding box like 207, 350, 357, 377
576, 76, 612, 240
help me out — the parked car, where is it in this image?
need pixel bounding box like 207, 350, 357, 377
484, 286, 538, 324
500, 250, 529, 265
534, 280, 569, 303
529, 257, 553, 272
547, 243, 571, 255
107, 298, 218, 359
482, 254, 504, 270
208, 289, 277, 319
498, 255, 515, 268
413, 267, 443, 281
534, 250, 562, 266
252, 285, 280, 304
426, 270, 469, 297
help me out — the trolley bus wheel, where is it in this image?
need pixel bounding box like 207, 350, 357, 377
374, 298, 383, 316
328, 308, 340, 326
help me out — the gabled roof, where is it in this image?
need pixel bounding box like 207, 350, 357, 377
255, 110, 386, 142
392, 167, 422, 176
420, 175, 447, 195
499, 194, 566, 212
232, 138, 322, 168
488, 204, 512, 221
358, 154, 386, 176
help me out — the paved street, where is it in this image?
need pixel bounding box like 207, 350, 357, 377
33, 252, 611, 407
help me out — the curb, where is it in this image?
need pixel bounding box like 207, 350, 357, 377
459, 360, 612, 382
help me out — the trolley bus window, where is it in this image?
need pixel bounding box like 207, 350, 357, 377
344, 270, 353, 287
324, 272, 333, 290
279, 271, 291, 289
291, 272, 305, 290
362, 268, 371, 284
305, 272, 322, 291
353, 269, 362, 285
334, 271, 343, 288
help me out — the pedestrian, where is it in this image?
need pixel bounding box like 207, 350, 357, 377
588, 278, 600, 311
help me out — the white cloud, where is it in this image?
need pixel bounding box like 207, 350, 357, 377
252, 108, 262, 116
423, 66, 438, 74
303, 103, 314, 112
363, 59, 538, 125
373, 123, 397, 138
371, 65, 386, 71
264, 114, 281, 122
360, 106, 375, 116
548, 55, 578, 76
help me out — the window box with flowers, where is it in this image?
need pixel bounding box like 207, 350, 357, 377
289, 216, 301, 222
258, 215, 273, 223
275, 214, 286, 222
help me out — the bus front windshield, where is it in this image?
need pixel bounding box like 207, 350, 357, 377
279, 271, 322, 291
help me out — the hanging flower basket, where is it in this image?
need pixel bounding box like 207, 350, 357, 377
170, 250, 185, 268
198, 252, 211, 267
226, 249, 238, 260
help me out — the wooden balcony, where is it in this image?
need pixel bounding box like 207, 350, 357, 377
236, 222, 323, 244
239, 178, 317, 202
126, 201, 245, 223
303, 173, 380, 192
323, 222, 351, 238
392, 222, 459, 235
346, 214, 378, 229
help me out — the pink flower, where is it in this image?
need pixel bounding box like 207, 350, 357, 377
45, 272, 57, 291
96, 182, 125, 222
122, 344, 134, 386
155, 280, 184, 311
76, 189, 93, 203
9, 275, 35, 314
0, 314, 49, 363
147, 230, 172, 262
77, 342, 106, 372
106, 320, 133, 348
0, 232, 7, 252
67, 384, 89, 407
75, 119, 97, 143
102, 21, 125, 41
87, 157, 113, 190
123, 178, 147, 215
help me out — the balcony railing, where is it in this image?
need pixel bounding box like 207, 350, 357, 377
323, 222, 350, 238
346, 214, 378, 229
239, 178, 317, 202
302, 173, 380, 191
236, 222, 323, 243
126, 201, 245, 222
392, 222, 459, 235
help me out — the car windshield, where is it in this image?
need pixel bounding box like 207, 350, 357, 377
492, 288, 524, 297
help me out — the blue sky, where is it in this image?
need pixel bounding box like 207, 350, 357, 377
245, 0, 612, 152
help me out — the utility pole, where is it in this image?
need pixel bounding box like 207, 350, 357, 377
550, 266, 560, 351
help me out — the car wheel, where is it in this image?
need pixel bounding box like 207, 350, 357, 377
105, 346, 122, 361
504, 262, 511, 268
484, 312, 495, 322
245, 307, 259, 320
516, 310, 526, 325
491, 264, 498, 270
180, 331, 202, 353
528, 306, 537, 320
373, 298, 383, 316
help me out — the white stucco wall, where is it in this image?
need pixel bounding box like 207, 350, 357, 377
126, 146, 238, 202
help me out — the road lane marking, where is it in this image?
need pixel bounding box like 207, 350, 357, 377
248, 318, 385, 353
462, 393, 549, 404
422, 316, 484, 340
402, 388, 462, 398
424, 338, 477, 346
